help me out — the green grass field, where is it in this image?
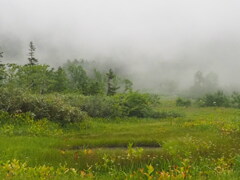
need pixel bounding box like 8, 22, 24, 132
1, 100, 240, 179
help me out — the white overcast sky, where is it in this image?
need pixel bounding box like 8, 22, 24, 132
1, 0, 240, 87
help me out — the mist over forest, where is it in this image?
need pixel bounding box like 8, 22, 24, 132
1, 0, 240, 94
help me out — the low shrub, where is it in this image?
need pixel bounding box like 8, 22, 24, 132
123, 92, 157, 118
81, 96, 125, 118
62, 93, 86, 107
0, 88, 87, 124
231, 92, 240, 108
28, 95, 87, 124
81, 92, 162, 118
198, 91, 230, 107
176, 97, 191, 107
0, 88, 176, 120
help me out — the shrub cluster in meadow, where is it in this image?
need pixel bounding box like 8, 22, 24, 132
177, 91, 240, 108
81, 92, 181, 118
0, 87, 181, 124
0, 88, 87, 125
198, 91, 240, 108
198, 91, 230, 107
81, 93, 157, 118
176, 97, 191, 107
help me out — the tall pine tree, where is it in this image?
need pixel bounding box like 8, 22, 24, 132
106, 69, 119, 96
0, 50, 3, 65
0, 50, 4, 84
28, 41, 38, 65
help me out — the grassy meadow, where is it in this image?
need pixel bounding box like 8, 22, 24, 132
1, 98, 240, 179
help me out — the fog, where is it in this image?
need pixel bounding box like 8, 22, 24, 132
1, 0, 240, 93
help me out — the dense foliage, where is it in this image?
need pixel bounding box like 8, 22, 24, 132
0, 58, 132, 96
0, 88, 87, 124
176, 97, 191, 107
0, 87, 180, 123
198, 91, 230, 107
81, 93, 168, 118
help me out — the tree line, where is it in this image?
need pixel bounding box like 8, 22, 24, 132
0, 42, 133, 95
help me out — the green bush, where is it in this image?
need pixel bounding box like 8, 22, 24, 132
81, 92, 162, 118
81, 95, 125, 118
62, 93, 86, 107
123, 92, 153, 117
0, 88, 177, 120
0, 88, 87, 124
176, 97, 191, 107
231, 92, 240, 108
28, 95, 87, 124
199, 91, 230, 107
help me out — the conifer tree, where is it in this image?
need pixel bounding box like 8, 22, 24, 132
106, 69, 119, 96
28, 41, 38, 65
124, 79, 133, 93
0, 50, 4, 66
0, 50, 4, 83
